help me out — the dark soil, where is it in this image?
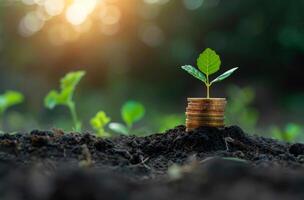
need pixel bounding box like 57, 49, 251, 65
1, 125, 304, 200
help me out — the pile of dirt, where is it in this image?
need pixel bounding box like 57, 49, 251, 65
1, 125, 304, 200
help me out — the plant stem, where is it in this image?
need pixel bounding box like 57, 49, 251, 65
68, 103, 81, 132
206, 74, 210, 98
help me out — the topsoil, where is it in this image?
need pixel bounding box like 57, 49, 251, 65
1, 125, 304, 200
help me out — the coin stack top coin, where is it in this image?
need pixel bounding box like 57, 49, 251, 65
186, 98, 227, 131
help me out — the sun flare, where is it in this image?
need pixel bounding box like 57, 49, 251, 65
19, 0, 127, 44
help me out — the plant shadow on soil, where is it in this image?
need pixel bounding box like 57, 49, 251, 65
1, 126, 304, 199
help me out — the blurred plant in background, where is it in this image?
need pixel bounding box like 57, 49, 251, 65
225, 85, 259, 133
90, 111, 111, 137
271, 123, 302, 143
44, 71, 86, 131
156, 114, 185, 132
109, 101, 145, 136
0, 91, 24, 130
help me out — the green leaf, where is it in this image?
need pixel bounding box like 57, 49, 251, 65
121, 101, 145, 128
181, 65, 206, 83
271, 123, 301, 142
284, 123, 301, 142
197, 48, 221, 76
210, 67, 238, 84
61, 71, 86, 91
90, 111, 111, 137
44, 71, 86, 109
44, 90, 60, 109
0, 91, 24, 114
109, 122, 129, 136
90, 111, 111, 130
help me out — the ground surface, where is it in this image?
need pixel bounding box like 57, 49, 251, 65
1, 126, 304, 200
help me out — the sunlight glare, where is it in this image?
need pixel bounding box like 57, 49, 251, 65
22, 0, 35, 5
66, 0, 97, 25
99, 5, 121, 25
44, 0, 65, 16
19, 12, 44, 37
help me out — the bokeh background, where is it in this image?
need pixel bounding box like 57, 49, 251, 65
0, 0, 304, 138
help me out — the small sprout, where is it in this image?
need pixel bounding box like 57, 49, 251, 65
181, 48, 238, 98
122, 101, 145, 128
44, 71, 85, 132
109, 101, 145, 136
0, 91, 24, 129
90, 111, 111, 137
0, 91, 24, 115
271, 123, 301, 142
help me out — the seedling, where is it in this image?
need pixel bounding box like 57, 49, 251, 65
44, 71, 85, 132
0, 91, 24, 128
0, 91, 24, 115
90, 111, 111, 137
181, 48, 238, 98
109, 101, 145, 136
271, 123, 301, 142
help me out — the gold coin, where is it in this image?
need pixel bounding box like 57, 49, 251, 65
187, 98, 226, 102
185, 98, 227, 129
188, 104, 226, 109
188, 101, 227, 105
185, 110, 225, 116
186, 109, 225, 113
185, 112, 224, 117
186, 119, 224, 124
186, 122, 224, 127
186, 117, 224, 121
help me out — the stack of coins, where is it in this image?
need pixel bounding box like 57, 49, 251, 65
186, 98, 227, 131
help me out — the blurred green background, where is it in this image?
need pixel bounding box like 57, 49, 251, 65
0, 0, 304, 138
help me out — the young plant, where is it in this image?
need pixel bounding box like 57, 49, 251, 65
181, 48, 238, 98
109, 101, 145, 136
90, 111, 111, 137
0, 91, 24, 115
44, 71, 85, 132
271, 123, 302, 142
0, 91, 24, 128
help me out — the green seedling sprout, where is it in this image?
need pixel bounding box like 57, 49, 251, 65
109, 101, 145, 136
181, 48, 238, 98
44, 71, 85, 132
90, 111, 111, 137
271, 123, 301, 142
0, 91, 24, 128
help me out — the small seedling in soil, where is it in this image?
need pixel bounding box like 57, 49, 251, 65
44, 71, 85, 132
271, 123, 302, 142
90, 111, 111, 137
181, 48, 238, 98
0, 91, 24, 129
109, 101, 145, 136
